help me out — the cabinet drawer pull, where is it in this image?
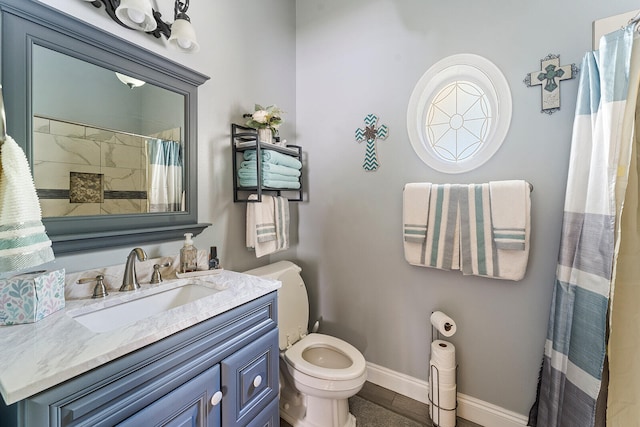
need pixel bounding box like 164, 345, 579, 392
210, 391, 223, 406
253, 375, 262, 388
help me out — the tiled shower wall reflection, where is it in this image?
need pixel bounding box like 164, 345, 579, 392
33, 116, 181, 217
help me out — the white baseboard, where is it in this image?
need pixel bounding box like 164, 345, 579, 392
365, 362, 529, 427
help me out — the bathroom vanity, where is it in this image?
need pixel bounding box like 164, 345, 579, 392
0, 271, 280, 427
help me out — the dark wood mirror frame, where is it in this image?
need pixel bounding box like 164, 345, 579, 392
0, 0, 210, 254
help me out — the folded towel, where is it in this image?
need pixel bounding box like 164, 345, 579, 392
424, 184, 460, 271
488, 180, 531, 281
240, 160, 301, 177
459, 184, 498, 278
238, 178, 301, 189
237, 169, 300, 182
246, 194, 290, 257
403, 183, 431, 266
489, 180, 529, 250
244, 149, 302, 169
0, 136, 54, 272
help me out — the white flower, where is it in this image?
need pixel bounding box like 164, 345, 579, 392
252, 110, 269, 124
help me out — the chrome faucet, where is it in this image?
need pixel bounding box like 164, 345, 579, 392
120, 247, 148, 291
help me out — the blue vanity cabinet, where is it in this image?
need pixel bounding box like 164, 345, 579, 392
12, 292, 279, 427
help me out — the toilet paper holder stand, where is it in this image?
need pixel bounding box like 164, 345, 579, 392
430, 319, 458, 427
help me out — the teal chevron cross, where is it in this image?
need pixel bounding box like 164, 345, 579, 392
355, 114, 389, 171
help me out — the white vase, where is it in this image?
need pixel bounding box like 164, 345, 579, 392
257, 128, 272, 144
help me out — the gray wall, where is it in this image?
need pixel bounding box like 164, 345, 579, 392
34, 0, 638, 419
294, 0, 637, 416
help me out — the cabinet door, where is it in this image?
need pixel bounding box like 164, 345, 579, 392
246, 398, 279, 427
222, 329, 279, 427
117, 364, 221, 427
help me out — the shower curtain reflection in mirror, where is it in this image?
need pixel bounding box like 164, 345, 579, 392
146, 138, 184, 212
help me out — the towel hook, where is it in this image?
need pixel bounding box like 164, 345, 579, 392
0, 84, 6, 145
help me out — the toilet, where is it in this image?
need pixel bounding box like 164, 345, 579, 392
244, 261, 367, 427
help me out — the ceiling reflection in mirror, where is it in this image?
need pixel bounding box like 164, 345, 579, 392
32, 45, 186, 218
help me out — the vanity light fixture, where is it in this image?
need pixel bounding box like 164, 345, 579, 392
81, 0, 200, 53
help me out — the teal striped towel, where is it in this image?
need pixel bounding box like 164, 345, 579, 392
244, 149, 302, 169
424, 184, 461, 270
246, 194, 290, 258
237, 169, 300, 182
238, 178, 301, 189
240, 160, 301, 177
459, 184, 498, 278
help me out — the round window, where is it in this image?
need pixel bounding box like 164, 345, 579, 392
407, 54, 512, 174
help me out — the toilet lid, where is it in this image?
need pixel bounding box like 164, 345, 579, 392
277, 268, 309, 350
284, 333, 367, 381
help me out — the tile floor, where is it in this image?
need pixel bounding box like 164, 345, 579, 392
280, 381, 483, 427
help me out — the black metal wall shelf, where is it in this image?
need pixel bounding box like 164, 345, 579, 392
231, 123, 303, 202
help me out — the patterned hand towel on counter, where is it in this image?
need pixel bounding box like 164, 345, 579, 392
246, 195, 290, 257
403, 183, 431, 265
243, 149, 303, 170
239, 160, 301, 177
488, 180, 531, 281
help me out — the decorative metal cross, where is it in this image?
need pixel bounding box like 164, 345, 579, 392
524, 54, 578, 114
355, 114, 388, 171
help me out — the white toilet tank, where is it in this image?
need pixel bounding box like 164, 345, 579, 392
244, 261, 310, 351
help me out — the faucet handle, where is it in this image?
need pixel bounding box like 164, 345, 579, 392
77, 274, 108, 299
150, 263, 170, 284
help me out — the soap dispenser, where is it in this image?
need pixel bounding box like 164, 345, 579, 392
180, 233, 198, 273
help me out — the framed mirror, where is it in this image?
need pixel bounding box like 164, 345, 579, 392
0, 0, 210, 253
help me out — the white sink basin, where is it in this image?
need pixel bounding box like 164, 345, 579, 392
69, 284, 219, 333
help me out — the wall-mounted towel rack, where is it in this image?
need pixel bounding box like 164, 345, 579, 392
231, 123, 304, 203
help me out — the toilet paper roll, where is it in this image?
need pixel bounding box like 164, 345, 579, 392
429, 364, 456, 389
429, 401, 457, 427
430, 311, 457, 337
430, 383, 457, 409
430, 340, 456, 370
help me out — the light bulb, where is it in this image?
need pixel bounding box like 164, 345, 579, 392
127, 8, 145, 24
177, 39, 192, 50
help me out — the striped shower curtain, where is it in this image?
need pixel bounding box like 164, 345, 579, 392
532, 25, 639, 427
146, 138, 184, 212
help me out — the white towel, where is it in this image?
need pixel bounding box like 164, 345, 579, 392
488, 180, 531, 281
246, 195, 289, 258
403, 183, 431, 266
0, 136, 54, 272
459, 183, 498, 277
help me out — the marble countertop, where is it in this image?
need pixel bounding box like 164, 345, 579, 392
0, 269, 280, 405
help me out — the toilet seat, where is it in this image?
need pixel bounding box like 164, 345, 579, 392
284, 333, 366, 381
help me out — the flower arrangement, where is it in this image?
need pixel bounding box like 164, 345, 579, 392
243, 104, 284, 134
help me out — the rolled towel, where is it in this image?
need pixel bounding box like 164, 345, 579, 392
237, 169, 300, 182
240, 160, 301, 177
244, 149, 302, 169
